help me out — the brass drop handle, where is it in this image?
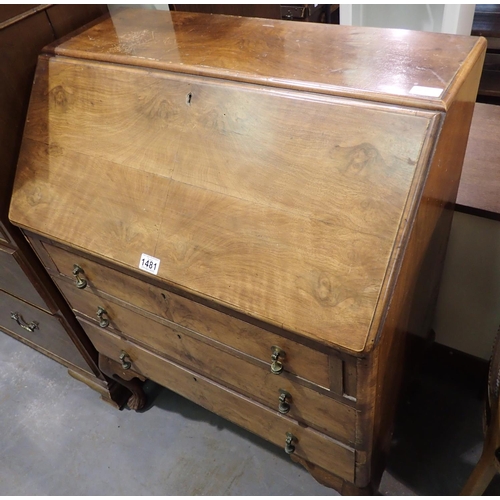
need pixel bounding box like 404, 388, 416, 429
10, 312, 39, 333
271, 346, 286, 374
285, 432, 296, 455
119, 351, 132, 370
73, 264, 87, 289
278, 389, 292, 414
96, 306, 109, 328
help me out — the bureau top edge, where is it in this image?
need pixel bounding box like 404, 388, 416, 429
42, 8, 486, 112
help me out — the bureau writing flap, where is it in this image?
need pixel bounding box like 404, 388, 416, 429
9, 50, 441, 354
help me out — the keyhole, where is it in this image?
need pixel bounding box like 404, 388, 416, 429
186, 92, 192, 105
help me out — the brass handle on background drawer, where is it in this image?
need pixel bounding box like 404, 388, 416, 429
278, 389, 292, 414
10, 312, 39, 333
119, 351, 132, 370
271, 346, 286, 374
96, 306, 109, 328
284, 432, 296, 454
72, 264, 87, 289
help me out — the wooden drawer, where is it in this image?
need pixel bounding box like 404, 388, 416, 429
0, 289, 89, 372
80, 317, 356, 482
0, 245, 49, 310
43, 242, 332, 388
56, 276, 356, 444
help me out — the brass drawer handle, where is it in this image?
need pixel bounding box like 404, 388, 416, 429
271, 345, 286, 374
73, 264, 87, 289
285, 432, 296, 454
10, 312, 39, 333
278, 389, 292, 414
119, 351, 132, 370
96, 306, 109, 328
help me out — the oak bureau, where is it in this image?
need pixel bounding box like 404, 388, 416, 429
9, 9, 485, 494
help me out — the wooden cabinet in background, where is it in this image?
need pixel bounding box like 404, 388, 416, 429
472, 4, 500, 103
169, 4, 339, 23
9, 9, 486, 494
0, 5, 127, 407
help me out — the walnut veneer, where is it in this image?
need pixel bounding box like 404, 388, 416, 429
9, 9, 486, 493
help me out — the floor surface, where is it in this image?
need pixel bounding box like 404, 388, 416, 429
1, 332, 499, 495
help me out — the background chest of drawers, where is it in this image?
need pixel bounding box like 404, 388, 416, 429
9, 9, 486, 494
0, 4, 128, 408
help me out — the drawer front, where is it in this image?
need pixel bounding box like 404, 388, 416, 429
0, 289, 89, 372
80, 318, 355, 482
44, 242, 331, 388
0, 245, 49, 310
57, 276, 356, 444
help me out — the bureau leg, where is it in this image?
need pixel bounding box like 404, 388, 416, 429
290, 454, 375, 495
109, 374, 147, 411
98, 354, 147, 411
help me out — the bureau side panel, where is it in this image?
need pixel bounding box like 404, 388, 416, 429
354, 51, 485, 489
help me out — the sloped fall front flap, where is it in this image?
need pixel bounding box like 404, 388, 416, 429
10, 52, 438, 354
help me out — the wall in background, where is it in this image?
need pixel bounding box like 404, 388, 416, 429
433, 213, 500, 360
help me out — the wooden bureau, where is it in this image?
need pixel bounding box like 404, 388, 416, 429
9, 9, 486, 494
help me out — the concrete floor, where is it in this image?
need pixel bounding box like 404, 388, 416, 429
1, 332, 499, 496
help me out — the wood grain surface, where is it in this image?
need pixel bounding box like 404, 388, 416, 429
81, 318, 356, 482
10, 54, 438, 353
56, 274, 357, 444
45, 8, 486, 110
43, 241, 332, 388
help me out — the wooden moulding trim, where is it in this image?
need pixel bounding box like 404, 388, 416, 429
45, 32, 486, 112
0, 5, 52, 31
442, 36, 488, 112
48, 47, 451, 112
35, 53, 443, 122
361, 112, 444, 355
